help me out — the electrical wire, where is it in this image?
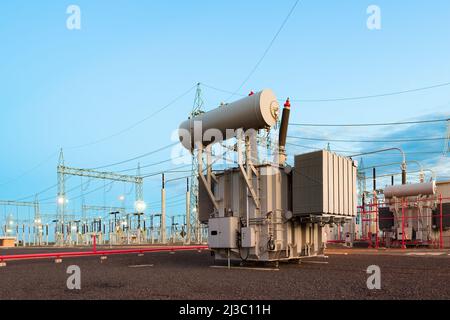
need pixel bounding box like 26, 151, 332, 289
290, 118, 449, 127
37, 179, 90, 203
12, 144, 185, 202
286, 142, 443, 155
287, 136, 447, 143
0, 152, 58, 188
90, 142, 178, 170
292, 82, 450, 102
202, 83, 246, 98
226, 0, 300, 101
141, 166, 192, 179
66, 84, 197, 150
147, 194, 187, 209
69, 181, 115, 201
116, 155, 186, 173
204, 81, 450, 106
8, 84, 197, 201
15, 181, 62, 202
58, 165, 192, 202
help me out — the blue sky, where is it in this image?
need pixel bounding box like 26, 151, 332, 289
0, 0, 449, 223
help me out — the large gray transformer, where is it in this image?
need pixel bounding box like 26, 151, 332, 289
178, 89, 357, 263
381, 182, 437, 244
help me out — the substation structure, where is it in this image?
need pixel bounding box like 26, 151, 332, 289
0, 200, 46, 247
358, 183, 450, 249
323, 166, 450, 249
2, 86, 448, 255
1, 161, 205, 248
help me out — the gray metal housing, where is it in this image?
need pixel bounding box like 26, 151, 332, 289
202, 165, 325, 262
293, 150, 357, 217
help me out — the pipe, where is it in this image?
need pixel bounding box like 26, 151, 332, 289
363, 169, 431, 181
359, 160, 430, 177
350, 148, 407, 184
350, 148, 406, 165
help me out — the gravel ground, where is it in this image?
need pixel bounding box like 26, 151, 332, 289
0, 248, 449, 300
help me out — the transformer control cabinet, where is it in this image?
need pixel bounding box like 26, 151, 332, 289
208, 217, 240, 249
241, 227, 256, 248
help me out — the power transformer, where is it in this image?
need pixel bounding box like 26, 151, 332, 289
179, 89, 357, 263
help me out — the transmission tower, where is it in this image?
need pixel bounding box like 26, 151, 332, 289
189, 83, 205, 243
357, 157, 367, 205
356, 157, 366, 238
57, 148, 66, 244
443, 119, 450, 157
135, 162, 144, 206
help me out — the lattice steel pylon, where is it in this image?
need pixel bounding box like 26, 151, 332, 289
0, 199, 43, 244
443, 119, 450, 157
56, 152, 144, 245
136, 163, 144, 205
356, 157, 366, 239
57, 148, 66, 244
189, 83, 205, 244
357, 158, 366, 204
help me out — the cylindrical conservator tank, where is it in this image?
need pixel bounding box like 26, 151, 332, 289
179, 89, 279, 151
384, 182, 436, 198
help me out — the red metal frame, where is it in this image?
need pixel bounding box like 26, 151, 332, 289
0, 246, 209, 262
356, 195, 449, 249
401, 198, 406, 249
375, 198, 379, 249
440, 194, 444, 249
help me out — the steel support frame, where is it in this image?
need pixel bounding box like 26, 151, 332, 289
0, 200, 43, 246
57, 160, 143, 245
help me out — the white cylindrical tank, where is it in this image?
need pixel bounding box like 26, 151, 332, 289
179, 89, 279, 150
384, 182, 436, 198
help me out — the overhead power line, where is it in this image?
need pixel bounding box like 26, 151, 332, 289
288, 136, 447, 143
205, 81, 450, 105
116, 156, 186, 173
290, 118, 449, 127
293, 82, 450, 102
91, 143, 178, 170
12, 144, 184, 201
15, 182, 60, 202
0, 151, 58, 188
202, 83, 246, 98
66, 84, 197, 150
37, 177, 101, 203
286, 142, 443, 155
10, 84, 197, 200
226, 0, 300, 100
59, 164, 192, 202
69, 180, 115, 201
